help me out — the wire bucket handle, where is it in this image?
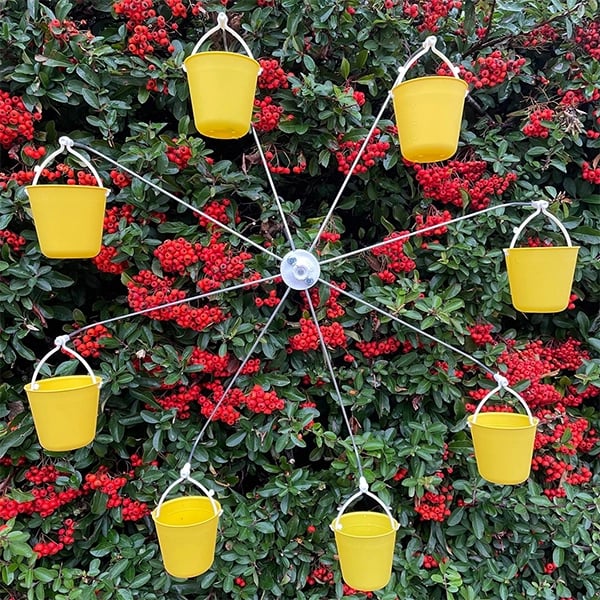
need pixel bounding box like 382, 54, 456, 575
469, 374, 535, 426
330, 477, 399, 532
185, 12, 257, 63
509, 200, 572, 248
30, 335, 102, 391
392, 36, 463, 88
28, 136, 107, 193
155, 462, 222, 518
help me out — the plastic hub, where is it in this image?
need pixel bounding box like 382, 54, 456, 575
280, 249, 321, 290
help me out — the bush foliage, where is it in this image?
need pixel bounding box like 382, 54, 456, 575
1, 0, 600, 598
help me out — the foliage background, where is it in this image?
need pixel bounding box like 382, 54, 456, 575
1, 0, 600, 598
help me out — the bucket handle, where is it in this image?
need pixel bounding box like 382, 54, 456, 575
470, 373, 535, 426
28, 136, 108, 195
392, 36, 463, 88
155, 462, 222, 518
509, 200, 572, 248
185, 12, 257, 65
30, 335, 102, 391
330, 476, 399, 532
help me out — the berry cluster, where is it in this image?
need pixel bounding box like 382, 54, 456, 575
0, 90, 42, 149
422, 554, 439, 569
109, 169, 132, 188
198, 198, 239, 229
438, 51, 526, 89
306, 564, 374, 597
0, 229, 26, 253
410, 160, 517, 210
415, 209, 452, 242
371, 230, 416, 283
70, 324, 112, 358
522, 24, 559, 47
245, 384, 285, 414
48, 18, 91, 45
103, 204, 135, 233
299, 281, 346, 319
154, 237, 202, 274
402, 0, 463, 33
575, 20, 600, 59
198, 234, 253, 283
523, 107, 554, 138
582, 161, 600, 185
254, 96, 284, 132
468, 323, 494, 347
25, 465, 59, 485
127, 269, 188, 319
255, 289, 281, 308
263, 148, 307, 175
289, 318, 347, 352
165, 140, 192, 170
23, 145, 47, 160
113, 0, 177, 58
257, 58, 290, 90
414, 482, 452, 522
92, 245, 129, 274
356, 336, 403, 359
334, 129, 390, 175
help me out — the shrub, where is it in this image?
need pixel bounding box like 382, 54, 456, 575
1, 1, 599, 599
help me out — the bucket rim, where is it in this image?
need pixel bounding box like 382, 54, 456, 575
330, 511, 399, 539
392, 75, 469, 91
504, 245, 580, 252
151, 496, 222, 528
25, 184, 110, 192
25, 374, 102, 393
467, 413, 539, 430
184, 50, 260, 67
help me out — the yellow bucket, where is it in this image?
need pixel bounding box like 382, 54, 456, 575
26, 185, 107, 258
467, 381, 538, 485
504, 246, 579, 313
152, 496, 221, 578
331, 511, 398, 591
184, 51, 260, 139
392, 76, 468, 163
24, 374, 102, 452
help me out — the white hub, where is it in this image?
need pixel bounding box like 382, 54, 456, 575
280, 249, 321, 290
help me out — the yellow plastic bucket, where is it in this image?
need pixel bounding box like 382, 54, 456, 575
332, 511, 398, 591
392, 76, 468, 163
152, 496, 221, 578
467, 380, 538, 485
184, 51, 260, 139
25, 374, 102, 452
26, 185, 107, 258
504, 246, 579, 313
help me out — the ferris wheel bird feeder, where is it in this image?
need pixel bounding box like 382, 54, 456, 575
19, 10, 585, 589
25, 136, 109, 259
391, 36, 468, 163
183, 12, 260, 139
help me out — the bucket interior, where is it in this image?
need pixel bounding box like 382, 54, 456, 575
153, 496, 219, 528
334, 511, 397, 538
468, 413, 537, 430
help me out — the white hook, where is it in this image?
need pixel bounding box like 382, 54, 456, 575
392, 35, 462, 89
508, 200, 573, 249
27, 136, 108, 195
